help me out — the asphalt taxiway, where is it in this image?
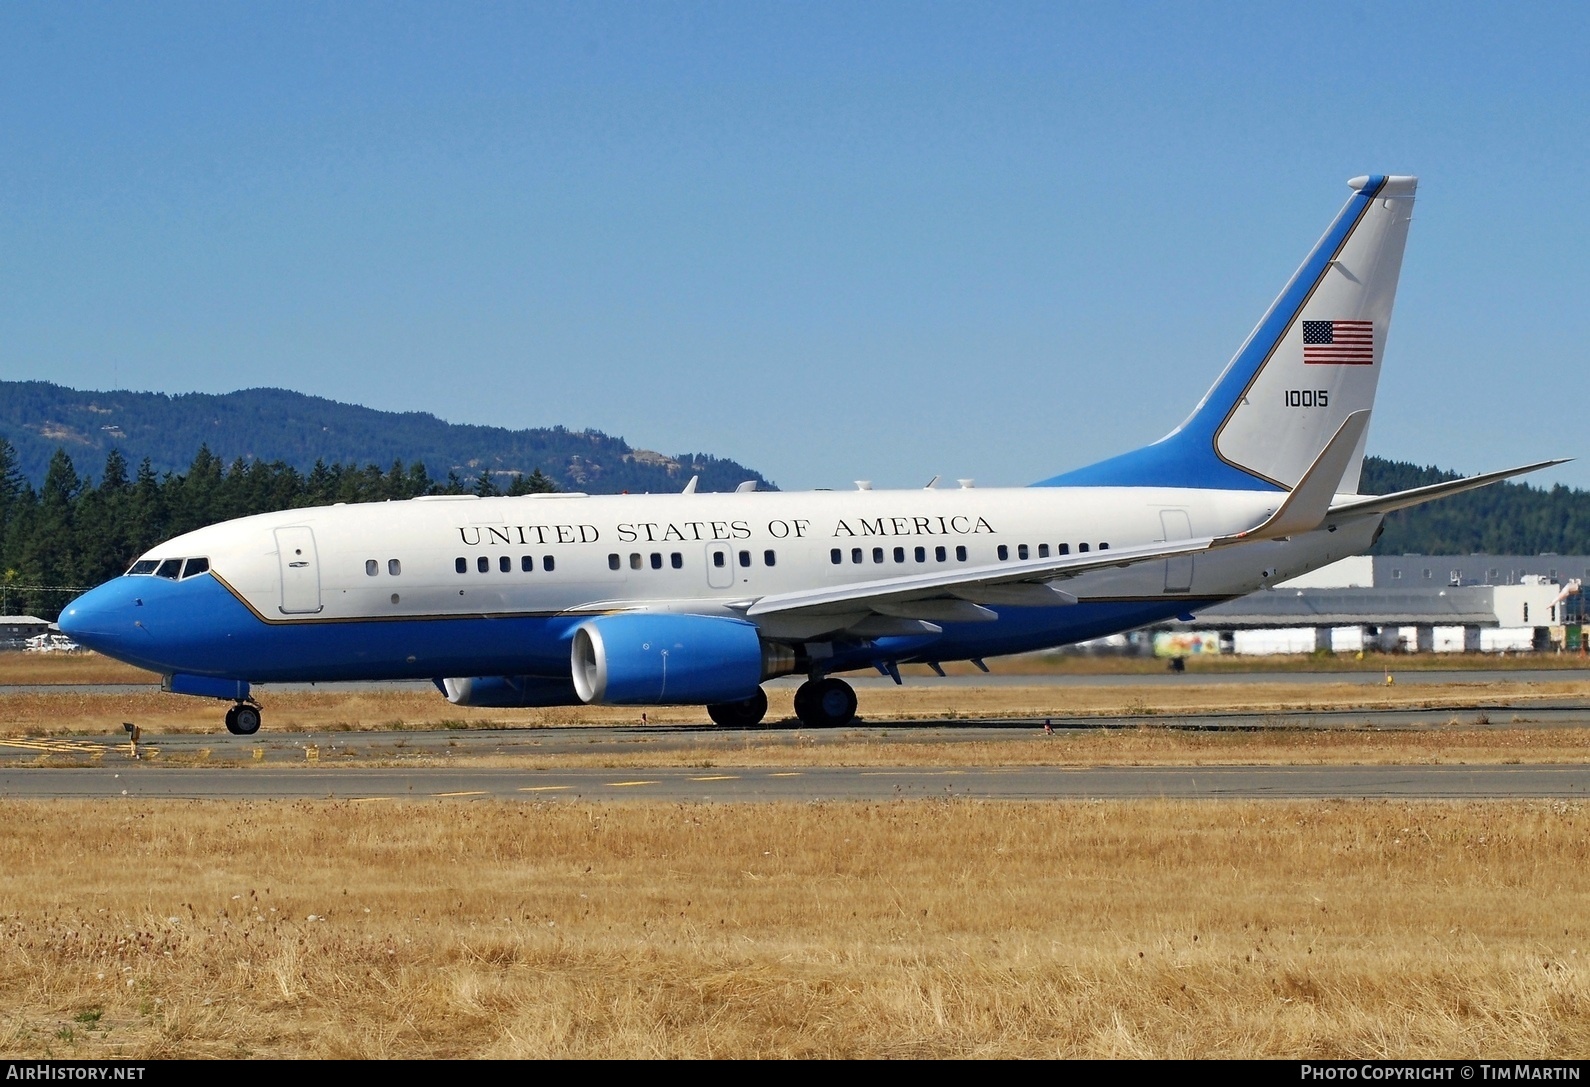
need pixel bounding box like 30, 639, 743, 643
1, 763, 1586, 801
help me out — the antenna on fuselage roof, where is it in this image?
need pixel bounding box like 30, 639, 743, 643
924, 475, 940, 489
957, 479, 975, 489
855, 481, 872, 491
681, 476, 698, 494
735, 480, 757, 492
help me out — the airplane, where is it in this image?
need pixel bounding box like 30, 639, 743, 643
58, 174, 1562, 735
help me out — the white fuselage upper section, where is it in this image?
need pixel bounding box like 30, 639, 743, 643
135, 485, 1378, 630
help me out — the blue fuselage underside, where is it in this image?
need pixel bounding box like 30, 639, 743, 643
67, 573, 1220, 683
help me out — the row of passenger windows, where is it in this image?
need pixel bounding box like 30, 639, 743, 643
831, 545, 968, 565
612, 551, 685, 570
997, 542, 1107, 561
365, 559, 402, 576
127, 557, 209, 580
456, 555, 557, 574
433, 542, 1109, 579
609, 550, 778, 570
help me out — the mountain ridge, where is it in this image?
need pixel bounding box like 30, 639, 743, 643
0, 381, 773, 494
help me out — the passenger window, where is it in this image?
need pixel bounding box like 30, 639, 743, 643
499, 556, 511, 573
366, 559, 379, 576
1038, 544, 1050, 558
388, 559, 401, 576
831, 549, 842, 564
1099, 542, 1109, 551
543, 556, 554, 572
476, 556, 489, 573
852, 548, 863, 564
713, 552, 726, 568
872, 547, 884, 564
182, 557, 210, 579
935, 546, 947, 562
764, 550, 776, 567
1079, 543, 1089, 553
1018, 544, 1029, 560
456, 557, 467, 574
609, 554, 620, 571
671, 552, 683, 569
997, 545, 1009, 561
523, 555, 536, 572
650, 553, 662, 570
915, 546, 925, 563
1058, 543, 1069, 555
156, 559, 183, 579
893, 547, 905, 563
738, 550, 751, 568
955, 545, 967, 562
630, 553, 642, 570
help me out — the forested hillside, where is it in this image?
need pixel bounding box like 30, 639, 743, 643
0, 440, 562, 618
0, 382, 771, 495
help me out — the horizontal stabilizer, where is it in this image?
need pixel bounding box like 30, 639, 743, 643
1327, 458, 1570, 517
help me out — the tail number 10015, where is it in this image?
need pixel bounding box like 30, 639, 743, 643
1285, 389, 1329, 408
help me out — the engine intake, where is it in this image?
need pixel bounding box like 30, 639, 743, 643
571, 613, 783, 705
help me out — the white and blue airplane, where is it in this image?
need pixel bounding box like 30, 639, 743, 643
59, 175, 1561, 734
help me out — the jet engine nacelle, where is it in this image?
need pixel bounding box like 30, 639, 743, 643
571, 613, 773, 705
438, 675, 581, 708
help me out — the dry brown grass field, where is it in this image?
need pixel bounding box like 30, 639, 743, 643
1, 799, 1585, 1058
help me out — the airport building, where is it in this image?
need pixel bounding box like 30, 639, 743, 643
0, 616, 51, 651
1150, 556, 1589, 656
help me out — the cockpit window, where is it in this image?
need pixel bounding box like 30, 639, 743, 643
127, 560, 159, 576
181, 557, 210, 579
155, 559, 183, 579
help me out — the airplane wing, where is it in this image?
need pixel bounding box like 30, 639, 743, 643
1326, 458, 1569, 517
744, 534, 1217, 620
748, 411, 1376, 624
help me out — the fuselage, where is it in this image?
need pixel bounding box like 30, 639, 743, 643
59, 484, 1380, 684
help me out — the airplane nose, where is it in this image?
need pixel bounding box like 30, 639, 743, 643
57, 580, 144, 652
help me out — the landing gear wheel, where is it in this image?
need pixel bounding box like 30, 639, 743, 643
793, 678, 857, 728
706, 687, 768, 728
225, 704, 261, 736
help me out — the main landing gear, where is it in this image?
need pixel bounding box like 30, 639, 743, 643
224, 703, 262, 736
706, 687, 768, 728
793, 677, 858, 728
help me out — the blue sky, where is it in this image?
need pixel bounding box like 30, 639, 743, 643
1, 2, 1586, 490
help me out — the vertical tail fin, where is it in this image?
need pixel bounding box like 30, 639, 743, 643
1038, 174, 1417, 492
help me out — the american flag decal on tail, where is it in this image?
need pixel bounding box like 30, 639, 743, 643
1302, 319, 1374, 365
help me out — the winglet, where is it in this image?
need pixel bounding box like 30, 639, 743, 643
1219, 410, 1371, 542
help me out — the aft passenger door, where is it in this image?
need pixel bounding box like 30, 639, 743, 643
275, 526, 323, 615
1159, 510, 1194, 594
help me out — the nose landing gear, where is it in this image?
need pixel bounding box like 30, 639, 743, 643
224, 703, 262, 735
793, 677, 858, 728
